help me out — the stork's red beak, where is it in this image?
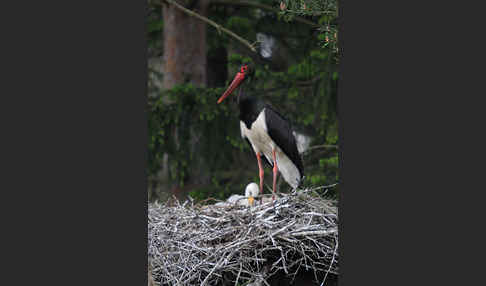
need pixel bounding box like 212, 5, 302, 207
217, 72, 245, 104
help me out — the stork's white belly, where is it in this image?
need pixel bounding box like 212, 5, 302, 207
240, 111, 274, 156
240, 110, 301, 188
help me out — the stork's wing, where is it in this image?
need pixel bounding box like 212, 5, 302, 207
264, 106, 304, 177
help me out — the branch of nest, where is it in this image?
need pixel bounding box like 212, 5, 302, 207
148, 187, 339, 285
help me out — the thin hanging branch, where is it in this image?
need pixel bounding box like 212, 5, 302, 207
303, 144, 339, 156
156, 0, 257, 53
307, 144, 339, 151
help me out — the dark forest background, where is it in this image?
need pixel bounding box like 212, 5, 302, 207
147, 0, 339, 203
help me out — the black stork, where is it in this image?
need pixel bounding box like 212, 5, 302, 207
217, 63, 304, 201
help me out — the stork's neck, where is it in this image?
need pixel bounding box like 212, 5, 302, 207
238, 87, 265, 128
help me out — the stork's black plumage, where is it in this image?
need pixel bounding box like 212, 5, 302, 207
218, 63, 304, 200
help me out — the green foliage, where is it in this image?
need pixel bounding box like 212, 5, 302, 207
149, 85, 230, 182
148, 83, 259, 200
147, 19, 163, 34
280, 0, 339, 56
227, 16, 253, 37
147, 0, 340, 202
147, 5, 165, 58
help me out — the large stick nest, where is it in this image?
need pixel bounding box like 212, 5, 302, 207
148, 187, 339, 286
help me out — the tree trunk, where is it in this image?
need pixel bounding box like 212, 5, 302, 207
162, 0, 209, 88
158, 0, 210, 200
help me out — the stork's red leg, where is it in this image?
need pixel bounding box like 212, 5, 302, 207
272, 149, 278, 201
256, 152, 264, 202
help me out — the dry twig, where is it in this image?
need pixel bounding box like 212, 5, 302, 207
148, 187, 338, 285
154, 0, 258, 53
